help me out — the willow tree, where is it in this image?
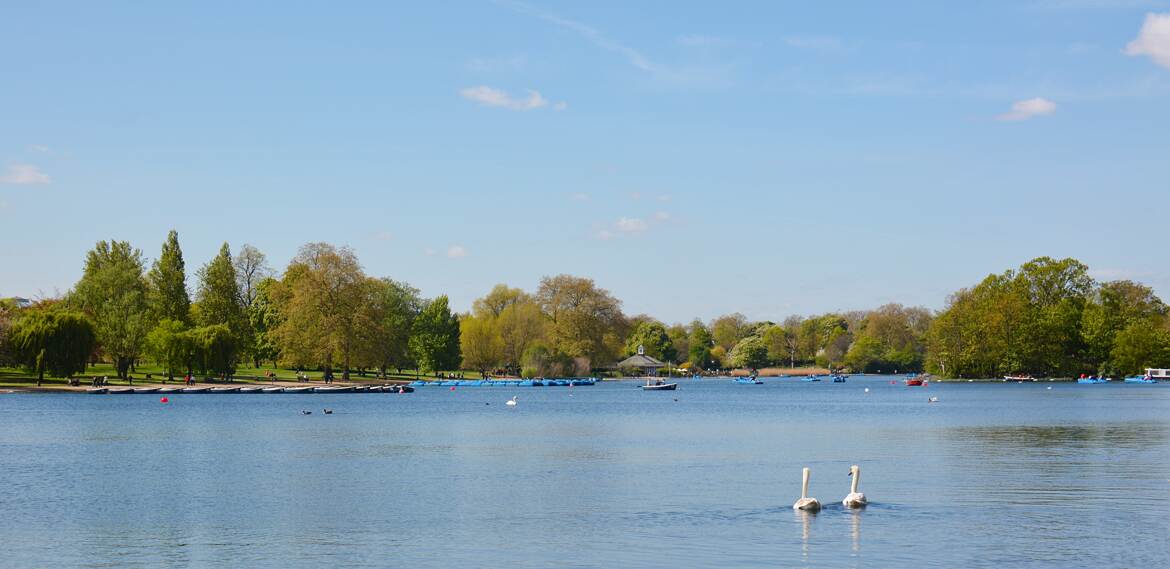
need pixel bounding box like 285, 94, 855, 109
72, 240, 150, 379
11, 310, 96, 385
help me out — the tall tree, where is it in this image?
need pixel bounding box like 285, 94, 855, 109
273, 243, 369, 379
1081, 280, 1167, 373
688, 320, 714, 370
728, 335, 769, 370
147, 230, 191, 324
233, 243, 273, 308
536, 274, 624, 367
410, 295, 461, 372
72, 240, 151, 379
711, 313, 751, 351
196, 243, 248, 345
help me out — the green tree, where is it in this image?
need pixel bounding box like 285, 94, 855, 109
1082, 280, 1167, 373
688, 320, 714, 370
472, 284, 529, 318
189, 324, 239, 377
728, 335, 769, 370
536, 274, 624, 368
497, 299, 548, 373
1109, 319, 1170, 376
247, 277, 282, 367
363, 278, 423, 374
624, 320, 677, 362
11, 310, 96, 385
410, 295, 461, 372
460, 314, 504, 373
146, 319, 193, 380
147, 230, 191, 324
71, 240, 151, 379
711, 313, 751, 351
272, 243, 369, 378
196, 243, 248, 345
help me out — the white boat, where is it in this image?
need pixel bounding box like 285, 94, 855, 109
283, 386, 315, 394
132, 387, 159, 394
261, 387, 285, 393
209, 387, 240, 393
238, 387, 263, 393
1146, 368, 1170, 381
181, 387, 209, 393
157, 387, 182, 394
641, 378, 678, 391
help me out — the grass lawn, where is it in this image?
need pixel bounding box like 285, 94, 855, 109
0, 363, 458, 388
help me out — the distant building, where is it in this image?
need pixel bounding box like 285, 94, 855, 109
5, 297, 33, 308
614, 345, 665, 377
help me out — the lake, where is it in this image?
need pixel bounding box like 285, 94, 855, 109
2, 377, 1168, 568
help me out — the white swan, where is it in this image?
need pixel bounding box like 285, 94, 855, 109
506, 396, 518, 407
842, 464, 867, 508
793, 467, 822, 511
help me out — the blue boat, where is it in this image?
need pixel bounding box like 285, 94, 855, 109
831, 374, 847, 383
409, 380, 428, 387
801, 375, 821, 382
570, 378, 596, 386
519, 379, 536, 387
734, 377, 762, 384
1077, 376, 1110, 384
1124, 376, 1157, 384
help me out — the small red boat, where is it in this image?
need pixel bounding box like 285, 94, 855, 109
904, 374, 928, 387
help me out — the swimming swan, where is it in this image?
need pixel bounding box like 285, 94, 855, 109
842, 464, 867, 508
506, 396, 518, 407
793, 467, 822, 511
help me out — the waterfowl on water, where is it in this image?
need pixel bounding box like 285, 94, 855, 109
301, 410, 312, 415
793, 467, 822, 511
323, 409, 333, 415
506, 396, 518, 407
842, 465, 868, 508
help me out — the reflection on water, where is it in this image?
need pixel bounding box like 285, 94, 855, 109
0, 380, 1168, 569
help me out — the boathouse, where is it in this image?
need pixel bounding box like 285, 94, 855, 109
615, 345, 666, 377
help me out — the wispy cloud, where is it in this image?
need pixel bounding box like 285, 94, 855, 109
615, 217, 648, 233
423, 247, 436, 257
996, 97, 1057, 121
677, 35, 733, 47
654, 211, 672, 221
29, 144, 50, 153
1126, 12, 1170, 70
502, 2, 727, 85
571, 192, 590, 201
460, 85, 552, 110
447, 245, 468, 259
370, 230, 393, 241
0, 164, 50, 185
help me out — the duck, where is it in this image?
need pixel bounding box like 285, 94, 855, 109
793, 467, 822, 511
842, 465, 867, 508
323, 409, 333, 415
301, 410, 312, 415
928, 396, 939, 403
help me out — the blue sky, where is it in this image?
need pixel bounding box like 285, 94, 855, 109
3, 1, 1170, 323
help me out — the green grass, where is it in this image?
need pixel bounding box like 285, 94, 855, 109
0, 363, 478, 388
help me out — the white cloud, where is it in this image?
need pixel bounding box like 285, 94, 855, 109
996, 97, 1057, 121
571, 192, 590, 201
459, 85, 550, 110
654, 211, 672, 221
554, 101, 568, 111
0, 164, 50, 185
447, 245, 468, 259
423, 248, 436, 257
597, 229, 614, 240
1125, 13, 1170, 70
657, 194, 671, 202
615, 217, 648, 233
29, 144, 50, 153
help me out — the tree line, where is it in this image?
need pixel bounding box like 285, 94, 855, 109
1, 240, 1167, 382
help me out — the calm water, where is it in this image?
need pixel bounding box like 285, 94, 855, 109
2, 377, 1168, 568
